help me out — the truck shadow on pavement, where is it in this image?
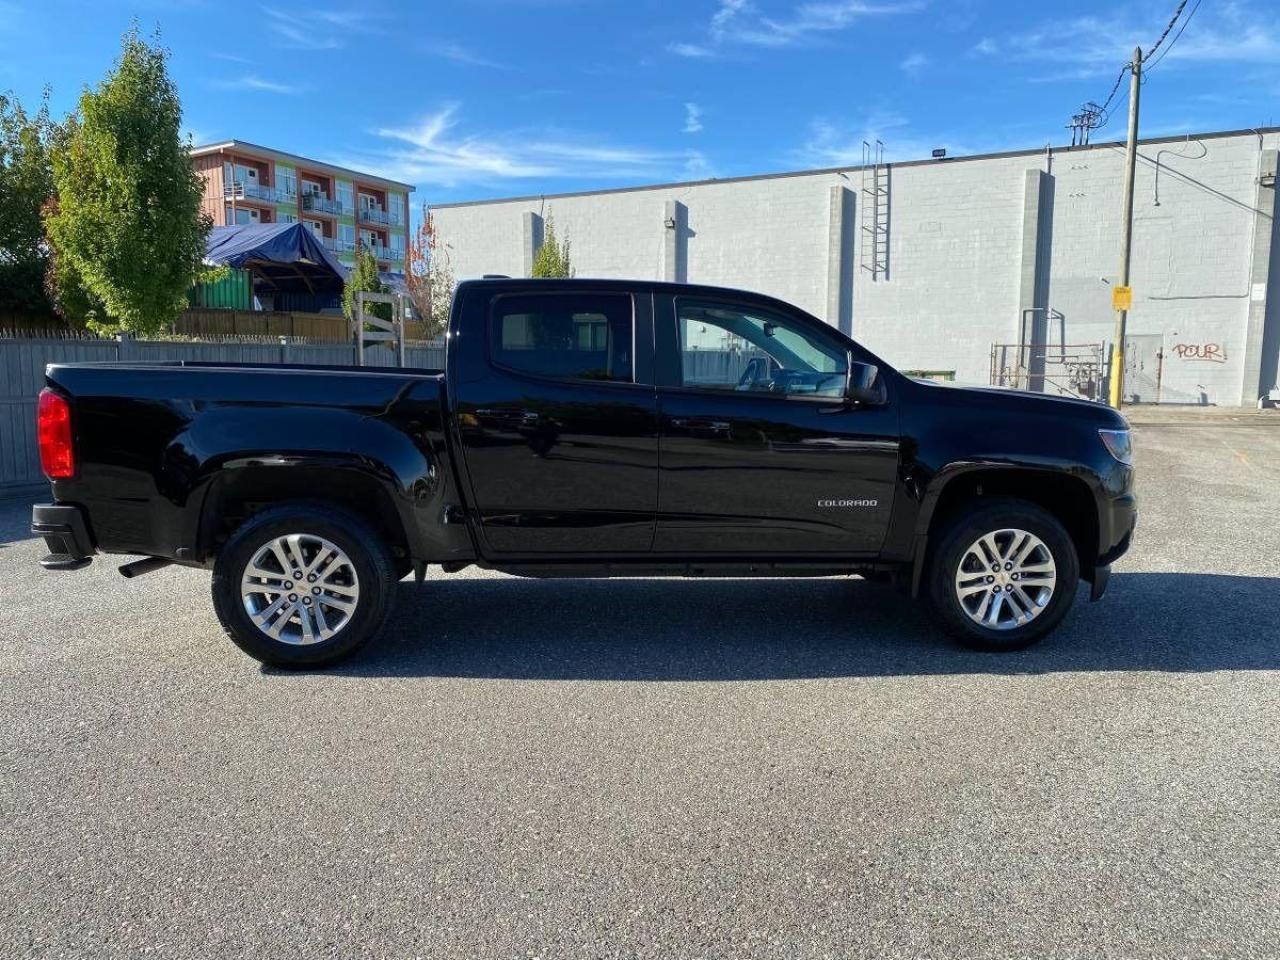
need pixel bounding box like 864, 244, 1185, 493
330, 571, 1279, 680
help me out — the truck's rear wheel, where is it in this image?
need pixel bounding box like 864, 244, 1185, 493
211, 503, 396, 668
927, 498, 1079, 652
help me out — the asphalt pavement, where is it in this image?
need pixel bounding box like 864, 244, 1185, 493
1, 417, 1278, 959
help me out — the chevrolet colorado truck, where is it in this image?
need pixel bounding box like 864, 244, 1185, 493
32, 278, 1136, 667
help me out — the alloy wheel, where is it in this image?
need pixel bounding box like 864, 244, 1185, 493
954, 527, 1057, 631
240, 534, 360, 645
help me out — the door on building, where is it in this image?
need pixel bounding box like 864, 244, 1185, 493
1123, 334, 1165, 404
653, 295, 900, 556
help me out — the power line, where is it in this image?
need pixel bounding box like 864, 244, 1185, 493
1066, 0, 1199, 143
1144, 0, 1204, 75
1144, 0, 1190, 62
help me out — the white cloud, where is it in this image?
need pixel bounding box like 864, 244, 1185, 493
672, 0, 923, 56
899, 51, 928, 74
345, 103, 711, 190
261, 6, 377, 50
683, 102, 703, 134
214, 74, 308, 95
667, 41, 719, 59
426, 42, 509, 69
794, 112, 1009, 167
974, 4, 1280, 81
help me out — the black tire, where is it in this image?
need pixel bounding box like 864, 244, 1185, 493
211, 502, 397, 668
927, 497, 1079, 652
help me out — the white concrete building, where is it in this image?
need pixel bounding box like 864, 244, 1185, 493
433, 128, 1280, 407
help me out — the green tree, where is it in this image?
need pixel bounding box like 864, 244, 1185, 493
44, 25, 209, 335
0, 89, 58, 311
342, 246, 391, 323
531, 212, 573, 278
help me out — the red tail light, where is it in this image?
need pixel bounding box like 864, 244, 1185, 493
37, 388, 75, 479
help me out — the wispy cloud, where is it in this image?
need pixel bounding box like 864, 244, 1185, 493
213, 74, 309, 95
794, 112, 1005, 167
973, 4, 1280, 82
210, 51, 253, 64
261, 6, 378, 50
667, 41, 719, 59
338, 103, 710, 190
669, 0, 923, 57
426, 41, 510, 69
899, 51, 928, 75
683, 102, 703, 134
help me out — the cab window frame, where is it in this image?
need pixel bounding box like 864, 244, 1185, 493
486, 290, 640, 387
665, 295, 853, 403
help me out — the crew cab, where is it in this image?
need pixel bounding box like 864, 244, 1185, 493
32, 279, 1137, 667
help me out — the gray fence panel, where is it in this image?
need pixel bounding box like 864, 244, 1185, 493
2, 339, 122, 490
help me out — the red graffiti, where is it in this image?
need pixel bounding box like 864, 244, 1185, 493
1172, 342, 1227, 363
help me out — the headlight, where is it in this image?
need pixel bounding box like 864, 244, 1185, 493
1099, 428, 1133, 465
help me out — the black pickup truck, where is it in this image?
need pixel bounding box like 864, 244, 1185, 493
32, 278, 1136, 667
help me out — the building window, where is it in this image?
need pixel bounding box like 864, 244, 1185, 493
230, 205, 261, 225
280, 212, 298, 224
279, 168, 297, 199
490, 293, 634, 384
336, 181, 354, 214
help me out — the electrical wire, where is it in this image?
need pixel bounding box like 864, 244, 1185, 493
1143, 0, 1204, 75
1144, 0, 1190, 63
1067, 0, 1201, 140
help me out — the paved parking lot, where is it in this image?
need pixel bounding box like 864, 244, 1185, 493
2, 415, 1278, 959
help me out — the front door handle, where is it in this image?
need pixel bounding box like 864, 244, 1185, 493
669, 417, 732, 438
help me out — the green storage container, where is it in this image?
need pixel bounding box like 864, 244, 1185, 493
187, 268, 253, 310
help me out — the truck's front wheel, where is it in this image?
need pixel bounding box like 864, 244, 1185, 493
927, 498, 1079, 651
211, 503, 396, 668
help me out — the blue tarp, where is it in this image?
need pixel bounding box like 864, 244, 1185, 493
204, 223, 347, 293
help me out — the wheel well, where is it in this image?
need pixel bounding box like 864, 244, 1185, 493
199, 466, 410, 563
926, 469, 1099, 576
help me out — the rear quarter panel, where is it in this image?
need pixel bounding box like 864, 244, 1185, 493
45, 363, 467, 564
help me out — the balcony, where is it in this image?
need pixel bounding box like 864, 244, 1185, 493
224, 181, 284, 204
319, 235, 357, 254
302, 193, 345, 216
358, 205, 393, 226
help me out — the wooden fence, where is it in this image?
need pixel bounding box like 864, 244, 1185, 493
176, 309, 348, 340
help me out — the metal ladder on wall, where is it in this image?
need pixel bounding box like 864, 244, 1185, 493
860, 140, 889, 280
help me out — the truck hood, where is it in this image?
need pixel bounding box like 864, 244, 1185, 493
911, 377, 1128, 424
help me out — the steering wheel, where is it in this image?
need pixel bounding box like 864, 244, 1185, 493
737, 357, 773, 390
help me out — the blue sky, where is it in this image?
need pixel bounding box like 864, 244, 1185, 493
1, 0, 1276, 206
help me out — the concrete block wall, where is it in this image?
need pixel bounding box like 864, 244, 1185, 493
433, 129, 1280, 406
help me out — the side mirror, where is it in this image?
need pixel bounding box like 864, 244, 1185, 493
847, 361, 885, 405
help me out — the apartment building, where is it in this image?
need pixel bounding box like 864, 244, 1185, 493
190, 140, 414, 273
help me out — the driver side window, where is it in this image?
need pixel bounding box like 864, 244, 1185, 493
676, 299, 848, 398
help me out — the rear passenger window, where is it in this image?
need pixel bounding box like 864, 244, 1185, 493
490, 293, 633, 383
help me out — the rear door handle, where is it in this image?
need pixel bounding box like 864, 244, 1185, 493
669, 417, 732, 437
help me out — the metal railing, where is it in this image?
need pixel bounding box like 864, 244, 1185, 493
224, 182, 285, 204
358, 205, 392, 226
302, 193, 345, 215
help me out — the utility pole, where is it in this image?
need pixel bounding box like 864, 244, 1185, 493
1109, 46, 1143, 409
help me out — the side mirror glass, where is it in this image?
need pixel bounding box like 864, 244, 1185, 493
847, 361, 884, 405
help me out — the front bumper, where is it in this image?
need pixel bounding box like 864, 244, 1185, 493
32, 503, 96, 570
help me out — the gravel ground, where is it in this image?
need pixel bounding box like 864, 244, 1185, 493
1, 418, 1278, 960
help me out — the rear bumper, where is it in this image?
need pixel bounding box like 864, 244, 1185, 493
31, 503, 96, 570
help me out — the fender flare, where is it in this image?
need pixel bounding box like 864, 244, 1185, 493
907, 460, 1102, 597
